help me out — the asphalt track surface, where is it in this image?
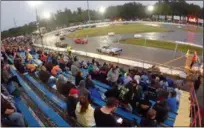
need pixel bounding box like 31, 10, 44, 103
36, 22, 203, 69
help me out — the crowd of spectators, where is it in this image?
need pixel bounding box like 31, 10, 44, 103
1, 42, 202, 127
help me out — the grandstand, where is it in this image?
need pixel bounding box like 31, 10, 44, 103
1, 40, 202, 127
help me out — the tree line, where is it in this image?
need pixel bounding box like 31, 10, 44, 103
2, 0, 203, 38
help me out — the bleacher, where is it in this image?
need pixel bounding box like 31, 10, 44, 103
1, 44, 196, 127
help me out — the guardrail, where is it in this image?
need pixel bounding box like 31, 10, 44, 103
33, 43, 187, 78
190, 85, 202, 127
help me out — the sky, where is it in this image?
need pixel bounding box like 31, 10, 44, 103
1, 1, 203, 31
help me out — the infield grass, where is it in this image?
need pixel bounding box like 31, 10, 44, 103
68, 23, 170, 38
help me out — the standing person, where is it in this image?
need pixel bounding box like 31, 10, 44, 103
85, 74, 95, 89
94, 97, 119, 127
67, 88, 79, 118
75, 96, 95, 126
153, 100, 169, 123
106, 67, 120, 86
78, 80, 91, 101
75, 72, 84, 86
190, 51, 199, 69
167, 91, 178, 113
1, 95, 26, 127
67, 44, 72, 56
140, 109, 157, 127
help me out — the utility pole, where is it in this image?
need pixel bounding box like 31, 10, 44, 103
87, 0, 91, 23
13, 18, 17, 28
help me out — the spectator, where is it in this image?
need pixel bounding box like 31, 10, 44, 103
75, 72, 84, 86
14, 53, 25, 74
67, 88, 79, 118
38, 66, 51, 84
73, 56, 81, 68
1, 95, 26, 127
92, 62, 99, 72
56, 75, 67, 94
71, 64, 80, 76
194, 75, 201, 93
140, 109, 157, 127
153, 100, 169, 123
138, 95, 152, 117
51, 65, 61, 76
75, 96, 95, 126
167, 91, 177, 113
123, 73, 133, 85
106, 67, 120, 86
25, 51, 33, 62
94, 97, 119, 127
26, 63, 37, 72
85, 74, 95, 89
175, 85, 182, 103
78, 80, 91, 100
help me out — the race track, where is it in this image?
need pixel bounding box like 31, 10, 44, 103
35, 21, 203, 69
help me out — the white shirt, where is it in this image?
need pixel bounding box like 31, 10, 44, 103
175, 88, 182, 102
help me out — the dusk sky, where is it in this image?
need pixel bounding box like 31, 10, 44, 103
1, 1, 203, 31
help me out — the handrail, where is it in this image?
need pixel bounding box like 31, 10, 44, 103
189, 85, 202, 127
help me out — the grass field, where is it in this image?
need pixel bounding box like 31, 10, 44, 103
68, 24, 170, 38
121, 38, 203, 55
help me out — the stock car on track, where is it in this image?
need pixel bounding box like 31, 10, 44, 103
55, 41, 68, 48
59, 33, 65, 40
74, 38, 88, 44
96, 45, 122, 56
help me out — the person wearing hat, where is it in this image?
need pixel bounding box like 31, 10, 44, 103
67, 88, 79, 118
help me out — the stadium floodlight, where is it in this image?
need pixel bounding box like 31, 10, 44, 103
147, 5, 154, 12
99, 6, 106, 14
27, 1, 42, 7
43, 11, 51, 19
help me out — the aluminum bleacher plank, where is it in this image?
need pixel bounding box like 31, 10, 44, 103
10, 66, 70, 127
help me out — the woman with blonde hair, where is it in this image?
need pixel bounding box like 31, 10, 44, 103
75, 96, 95, 126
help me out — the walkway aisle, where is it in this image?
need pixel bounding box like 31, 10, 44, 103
174, 91, 190, 126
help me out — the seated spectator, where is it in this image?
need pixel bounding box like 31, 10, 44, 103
85, 74, 95, 89
75, 72, 84, 86
40, 52, 47, 63
92, 62, 99, 72
167, 91, 178, 113
78, 80, 91, 101
138, 96, 152, 117
81, 61, 88, 69
56, 74, 67, 93
71, 64, 80, 76
94, 97, 119, 127
25, 51, 33, 62
105, 86, 120, 98
73, 56, 81, 68
175, 85, 182, 103
153, 100, 169, 123
38, 66, 51, 84
123, 73, 133, 85
14, 54, 25, 74
106, 67, 120, 86
1, 94, 26, 127
75, 96, 95, 126
51, 65, 61, 76
26, 63, 37, 72
44, 62, 54, 72
59, 56, 66, 71
140, 109, 157, 127
67, 88, 79, 118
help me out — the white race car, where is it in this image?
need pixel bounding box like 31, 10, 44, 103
96, 45, 122, 56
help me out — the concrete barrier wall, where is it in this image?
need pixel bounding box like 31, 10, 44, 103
34, 43, 187, 78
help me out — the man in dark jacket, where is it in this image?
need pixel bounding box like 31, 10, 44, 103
140, 109, 157, 127
153, 100, 169, 123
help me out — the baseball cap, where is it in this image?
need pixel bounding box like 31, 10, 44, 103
69, 88, 79, 95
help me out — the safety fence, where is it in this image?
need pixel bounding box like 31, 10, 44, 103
189, 85, 202, 127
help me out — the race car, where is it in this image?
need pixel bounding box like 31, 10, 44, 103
55, 32, 60, 36
55, 41, 68, 48
74, 38, 88, 44
96, 45, 122, 56
59, 33, 65, 40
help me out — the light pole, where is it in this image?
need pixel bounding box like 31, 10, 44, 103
27, 1, 44, 49
87, 0, 91, 23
